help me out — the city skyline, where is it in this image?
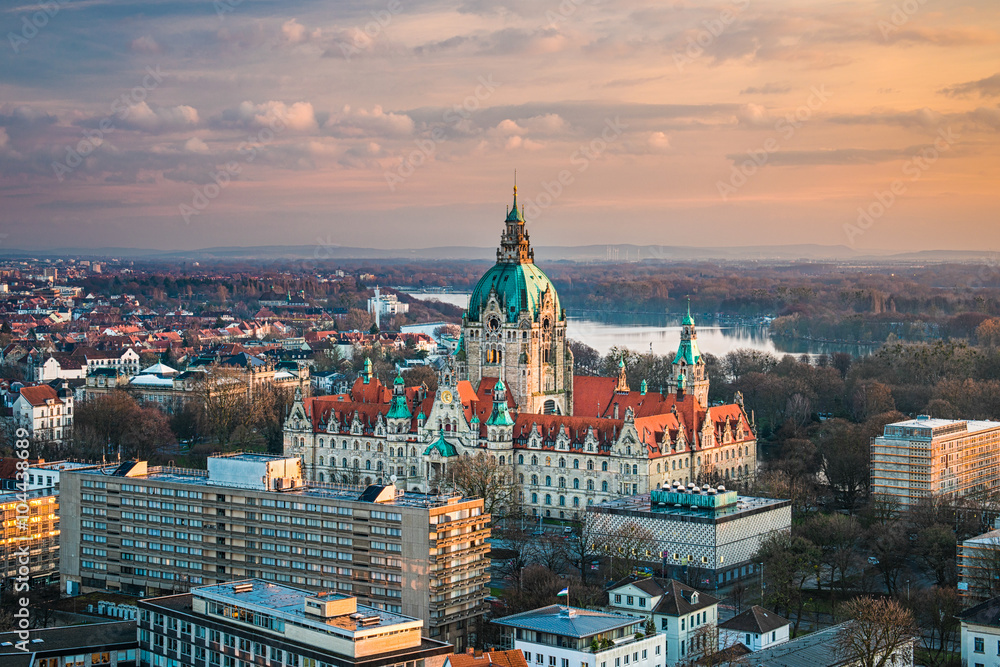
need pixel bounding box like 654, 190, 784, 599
0, 0, 998, 252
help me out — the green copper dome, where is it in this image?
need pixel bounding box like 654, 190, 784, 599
467, 262, 561, 324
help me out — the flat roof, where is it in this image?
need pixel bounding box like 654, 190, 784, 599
493, 605, 643, 638
0, 621, 135, 658
743, 623, 847, 667
193, 580, 420, 635
589, 493, 789, 521
72, 464, 470, 508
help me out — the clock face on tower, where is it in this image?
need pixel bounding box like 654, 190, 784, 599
441, 390, 453, 404
486, 315, 501, 332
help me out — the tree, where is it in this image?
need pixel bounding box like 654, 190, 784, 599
535, 535, 569, 574
960, 533, 1000, 603
816, 419, 869, 511
835, 596, 917, 667
869, 520, 911, 596
566, 517, 603, 585
445, 451, 519, 519
598, 520, 658, 582
754, 532, 820, 632
402, 365, 438, 393
799, 512, 863, 591
908, 587, 961, 667
568, 339, 601, 376
684, 623, 750, 667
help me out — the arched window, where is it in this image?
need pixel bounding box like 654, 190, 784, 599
518, 454, 524, 464
318, 457, 324, 466
545, 456, 551, 466
545, 494, 552, 505
558, 458, 566, 468
319, 438, 324, 448
410, 466, 416, 476
365, 460, 371, 470
559, 496, 566, 506
573, 478, 580, 489
587, 460, 594, 470
573, 459, 579, 469
532, 455, 538, 465
343, 440, 348, 449
377, 444, 383, 452
353, 460, 360, 469
573, 497, 580, 507
342, 458, 348, 468
319, 473, 324, 482
545, 475, 552, 486
558, 477, 566, 488
531, 475, 538, 485
602, 461, 608, 472
632, 464, 638, 475
601, 481, 608, 492
656, 463, 661, 473
376, 461, 383, 471
500, 456, 505, 466
587, 480, 594, 491
532, 493, 538, 503
519, 474, 525, 484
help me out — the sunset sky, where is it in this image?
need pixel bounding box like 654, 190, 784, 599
0, 0, 997, 252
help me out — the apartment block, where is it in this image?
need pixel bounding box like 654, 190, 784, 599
60, 454, 490, 650
0, 487, 59, 588
871, 416, 1000, 508
138, 579, 452, 667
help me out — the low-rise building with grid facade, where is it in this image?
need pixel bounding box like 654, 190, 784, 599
0, 487, 59, 589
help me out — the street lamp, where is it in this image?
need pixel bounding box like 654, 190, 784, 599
759, 562, 765, 603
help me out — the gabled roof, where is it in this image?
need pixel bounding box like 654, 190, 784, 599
607, 576, 719, 617
719, 605, 789, 634
961, 596, 1000, 628
17, 385, 61, 407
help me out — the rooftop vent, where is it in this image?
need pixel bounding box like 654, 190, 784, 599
232, 582, 254, 593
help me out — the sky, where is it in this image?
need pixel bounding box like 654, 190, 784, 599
0, 0, 998, 253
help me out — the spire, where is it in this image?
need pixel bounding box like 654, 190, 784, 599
614, 353, 630, 394
362, 357, 373, 384
506, 176, 524, 223
682, 298, 694, 326
487, 379, 514, 426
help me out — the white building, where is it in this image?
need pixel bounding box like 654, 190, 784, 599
961, 597, 1000, 667
26, 460, 105, 490
494, 604, 666, 667
368, 287, 409, 327
13, 383, 74, 442
959, 529, 1000, 604
872, 415, 1000, 508
607, 576, 719, 665
718, 605, 790, 653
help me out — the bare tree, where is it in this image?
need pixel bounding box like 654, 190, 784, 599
566, 517, 603, 585
597, 520, 658, 582
444, 451, 519, 519
535, 535, 569, 574
682, 623, 750, 667
959, 532, 1000, 603
835, 597, 918, 667
908, 586, 961, 667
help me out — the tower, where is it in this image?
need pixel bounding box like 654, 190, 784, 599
461, 183, 573, 415
667, 300, 710, 408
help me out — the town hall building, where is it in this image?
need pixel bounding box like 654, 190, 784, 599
283, 186, 757, 519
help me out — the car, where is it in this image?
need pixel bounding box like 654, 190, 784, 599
868, 556, 879, 565
531, 529, 545, 536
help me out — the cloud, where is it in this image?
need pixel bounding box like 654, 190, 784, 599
733, 145, 953, 167
325, 105, 413, 138
737, 103, 769, 126
647, 131, 670, 150
184, 137, 210, 154
412, 27, 572, 57
117, 102, 200, 133
130, 36, 162, 54
740, 83, 792, 95
881, 26, 998, 46
940, 73, 1000, 98
221, 101, 319, 132
281, 19, 321, 45
828, 108, 945, 129
0, 105, 58, 128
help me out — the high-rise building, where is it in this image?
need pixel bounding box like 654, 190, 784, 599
871, 416, 1000, 508
60, 454, 490, 650
138, 579, 453, 667
0, 488, 60, 589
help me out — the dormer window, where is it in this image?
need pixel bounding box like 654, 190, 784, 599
691, 592, 699, 604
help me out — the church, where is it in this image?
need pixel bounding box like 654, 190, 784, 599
283, 186, 757, 520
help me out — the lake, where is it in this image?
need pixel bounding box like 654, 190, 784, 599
401, 290, 876, 358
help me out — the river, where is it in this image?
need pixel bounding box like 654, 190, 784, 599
400, 290, 876, 358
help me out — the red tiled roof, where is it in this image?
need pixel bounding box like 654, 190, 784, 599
448, 650, 529, 667
18, 385, 61, 407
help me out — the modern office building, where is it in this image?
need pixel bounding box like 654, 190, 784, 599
60, 454, 490, 650
0, 487, 60, 588
606, 575, 719, 665
0, 621, 137, 667
138, 579, 452, 667
493, 604, 666, 667
871, 415, 1000, 507
586, 483, 791, 588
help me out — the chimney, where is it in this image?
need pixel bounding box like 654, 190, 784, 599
466, 648, 475, 655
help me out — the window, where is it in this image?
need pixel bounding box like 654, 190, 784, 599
627, 595, 634, 605
975, 637, 985, 653
615, 594, 622, 603
639, 597, 646, 607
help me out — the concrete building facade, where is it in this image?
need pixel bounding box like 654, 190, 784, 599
60, 454, 490, 650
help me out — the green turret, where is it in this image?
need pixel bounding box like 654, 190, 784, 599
486, 379, 515, 426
